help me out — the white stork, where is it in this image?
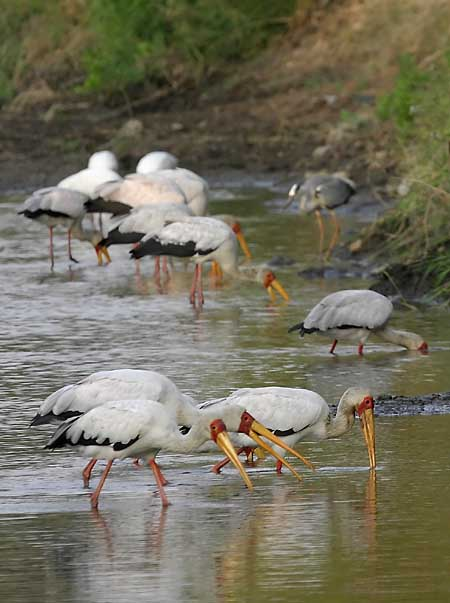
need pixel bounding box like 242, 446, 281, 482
32, 368, 308, 487
136, 151, 178, 172
129, 216, 289, 305
57, 150, 121, 199
45, 399, 254, 508
30, 368, 195, 486
288, 289, 428, 355
199, 386, 376, 472
285, 174, 356, 258
18, 187, 110, 268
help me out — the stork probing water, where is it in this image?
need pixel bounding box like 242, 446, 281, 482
129, 216, 288, 305
18, 187, 111, 268
45, 399, 255, 508
288, 289, 428, 355
198, 386, 376, 472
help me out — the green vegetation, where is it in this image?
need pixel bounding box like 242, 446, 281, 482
0, 0, 297, 101
367, 53, 450, 301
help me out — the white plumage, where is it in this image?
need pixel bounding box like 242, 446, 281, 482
130, 216, 289, 305
91, 173, 187, 214
31, 368, 195, 427
198, 386, 376, 471
58, 151, 121, 199
289, 289, 428, 354
136, 151, 178, 173
45, 398, 255, 508
18, 187, 107, 267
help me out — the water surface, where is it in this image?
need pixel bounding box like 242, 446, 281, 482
1, 180, 449, 602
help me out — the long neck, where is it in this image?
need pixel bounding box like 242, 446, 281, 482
377, 326, 424, 350
326, 402, 355, 438
161, 418, 210, 453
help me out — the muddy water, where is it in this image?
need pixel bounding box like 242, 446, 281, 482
1, 180, 449, 602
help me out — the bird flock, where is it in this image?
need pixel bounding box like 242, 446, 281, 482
20, 150, 428, 510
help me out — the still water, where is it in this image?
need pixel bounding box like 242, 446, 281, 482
0, 178, 449, 602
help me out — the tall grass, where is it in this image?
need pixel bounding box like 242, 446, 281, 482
367, 53, 450, 300
0, 0, 298, 101
82, 0, 297, 93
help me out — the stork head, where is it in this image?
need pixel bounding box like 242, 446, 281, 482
231, 221, 252, 260
283, 183, 301, 209
261, 269, 289, 302
209, 419, 253, 490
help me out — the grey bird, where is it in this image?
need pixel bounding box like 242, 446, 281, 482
284, 174, 356, 259
288, 289, 428, 355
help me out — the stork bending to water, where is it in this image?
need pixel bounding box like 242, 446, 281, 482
288, 289, 428, 355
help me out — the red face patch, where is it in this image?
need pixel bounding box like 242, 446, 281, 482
263, 271, 275, 289
357, 396, 374, 416
210, 419, 226, 442
238, 411, 254, 434
232, 222, 241, 234
418, 341, 428, 353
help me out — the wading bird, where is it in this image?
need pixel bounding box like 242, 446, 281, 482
136, 151, 178, 172
30, 368, 195, 486
45, 399, 255, 508
129, 216, 288, 306
32, 369, 308, 487
200, 386, 376, 472
58, 150, 121, 199
18, 187, 110, 268
285, 174, 356, 259
288, 289, 428, 354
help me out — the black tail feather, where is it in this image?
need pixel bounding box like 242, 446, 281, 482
288, 321, 317, 336
130, 238, 198, 260
45, 416, 80, 449
84, 198, 131, 216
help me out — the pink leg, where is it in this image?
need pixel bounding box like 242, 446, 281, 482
358, 343, 364, 355
276, 460, 283, 474
83, 458, 97, 488
49, 226, 54, 270
149, 459, 168, 486
162, 256, 169, 275
329, 339, 338, 354
212, 447, 247, 474
189, 265, 199, 305
149, 459, 170, 507
67, 229, 79, 263
154, 257, 161, 279
196, 264, 204, 306
90, 460, 113, 509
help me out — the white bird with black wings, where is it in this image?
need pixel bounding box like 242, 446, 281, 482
288, 289, 428, 354
129, 216, 289, 305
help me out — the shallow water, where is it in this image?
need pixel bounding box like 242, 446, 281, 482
1, 180, 449, 602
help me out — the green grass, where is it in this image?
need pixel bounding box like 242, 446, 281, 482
366, 53, 450, 301
0, 0, 299, 101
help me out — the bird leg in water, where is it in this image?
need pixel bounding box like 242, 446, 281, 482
67, 229, 79, 263
325, 209, 341, 260
358, 343, 364, 356
162, 256, 169, 276
209, 261, 223, 285
329, 339, 338, 354
154, 257, 161, 280
49, 226, 55, 270
149, 459, 168, 485
190, 265, 204, 306
83, 458, 98, 488
90, 460, 113, 509
314, 210, 325, 257
211, 447, 254, 474
149, 459, 170, 507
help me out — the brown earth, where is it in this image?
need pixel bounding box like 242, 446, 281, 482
1, 0, 448, 193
